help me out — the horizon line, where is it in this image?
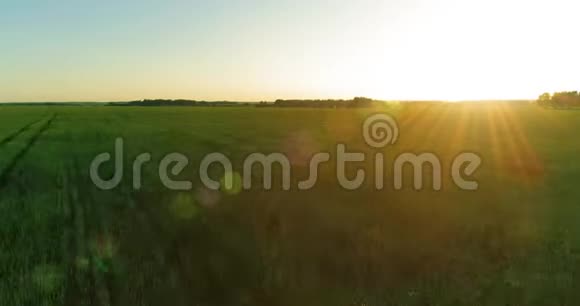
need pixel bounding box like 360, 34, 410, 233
0, 98, 536, 104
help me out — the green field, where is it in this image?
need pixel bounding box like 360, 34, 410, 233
1, 103, 579, 305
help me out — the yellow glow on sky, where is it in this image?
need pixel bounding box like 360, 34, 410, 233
1, 0, 579, 102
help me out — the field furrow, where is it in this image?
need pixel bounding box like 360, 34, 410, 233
0, 117, 46, 148
0, 114, 56, 188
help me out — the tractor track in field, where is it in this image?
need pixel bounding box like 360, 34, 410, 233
0, 116, 46, 147
0, 114, 56, 188
63, 155, 114, 306
73, 157, 115, 306
60, 163, 84, 306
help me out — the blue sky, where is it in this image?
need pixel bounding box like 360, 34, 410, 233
1, 0, 578, 101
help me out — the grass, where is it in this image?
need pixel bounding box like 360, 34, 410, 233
1, 102, 580, 305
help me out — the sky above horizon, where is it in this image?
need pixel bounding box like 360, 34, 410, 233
1, 0, 579, 102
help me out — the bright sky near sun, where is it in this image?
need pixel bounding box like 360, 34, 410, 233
1, 0, 578, 102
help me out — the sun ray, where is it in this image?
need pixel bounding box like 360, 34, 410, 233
493, 104, 544, 186
446, 104, 472, 156
485, 104, 504, 173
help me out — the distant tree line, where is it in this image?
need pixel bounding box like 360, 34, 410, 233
537, 91, 580, 108
107, 97, 391, 108
270, 97, 385, 108
110, 99, 246, 107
